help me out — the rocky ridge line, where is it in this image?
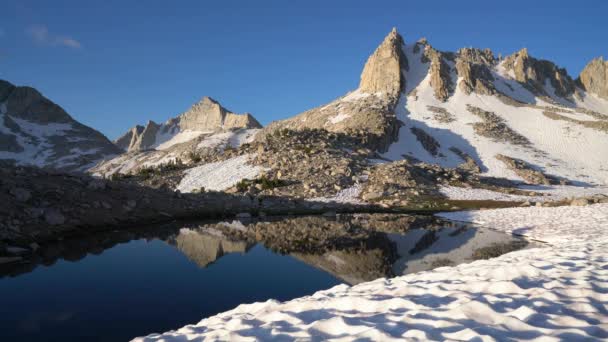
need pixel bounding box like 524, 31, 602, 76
115, 96, 261, 152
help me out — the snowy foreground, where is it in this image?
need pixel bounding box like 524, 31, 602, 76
134, 204, 608, 341
440, 184, 608, 202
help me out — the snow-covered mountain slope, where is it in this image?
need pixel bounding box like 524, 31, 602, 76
91, 95, 263, 176
263, 28, 608, 185
91, 128, 259, 176
384, 40, 608, 185
0, 80, 121, 172
115, 96, 261, 152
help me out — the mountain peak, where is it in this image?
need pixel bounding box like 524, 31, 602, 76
388, 27, 400, 38
115, 96, 262, 152
503, 48, 575, 98
518, 47, 529, 57
0, 79, 121, 170
197, 96, 220, 105
577, 57, 608, 100
359, 27, 407, 97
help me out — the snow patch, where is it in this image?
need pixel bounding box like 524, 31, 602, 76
310, 184, 363, 204
438, 203, 608, 245
543, 79, 574, 107
155, 130, 210, 150
341, 90, 372, 102
574, 91, 608, 116
176, 154, 266, 192
440, 185, 608, 202
197, 129, 259, 150
440, 186, 538, 201
328, 112, 351, 124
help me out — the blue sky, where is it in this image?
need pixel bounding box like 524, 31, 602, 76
1, 0, 606, 139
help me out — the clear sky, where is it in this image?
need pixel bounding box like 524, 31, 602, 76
1, 0, 606, 139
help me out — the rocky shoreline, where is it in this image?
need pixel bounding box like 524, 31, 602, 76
2, 161, 456, 249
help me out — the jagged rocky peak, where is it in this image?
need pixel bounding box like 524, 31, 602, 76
502, 48, 576, 98
115, 96, 262, 152
177, 96, 260, 131
0, 79, 121, 171
577, 57, 608, 100
458, 47, 496, 65
359, 27, 408, 98
413, 39, 456, 102
425, 45, 454, 102
412, 37, 429, 54
455, 47, 497, 95
260, 28, 409, 152
114, 125, 144, 151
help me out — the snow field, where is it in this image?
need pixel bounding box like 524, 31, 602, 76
177, 154, 266, 193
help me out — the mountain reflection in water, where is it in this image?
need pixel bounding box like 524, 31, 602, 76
1, 214, 534, 285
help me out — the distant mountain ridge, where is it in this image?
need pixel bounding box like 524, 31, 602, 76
0, 79, 121, 171
91, 96, 262, 176
115, 96, 262, 152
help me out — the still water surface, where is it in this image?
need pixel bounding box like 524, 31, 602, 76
0, 214, 533, 341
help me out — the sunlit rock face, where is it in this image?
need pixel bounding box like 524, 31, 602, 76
114, 96, 261, 152
578, 57, 608, 100
501, 48, 576, 98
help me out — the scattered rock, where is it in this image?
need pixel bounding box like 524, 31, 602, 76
496, 154, 549, 185
410, 127, 441, 156
0, 256, 22, 264
495, 154, 566, 186
571, 198, 591, 206
427, 106, 455, 123
466, 105, 530, 146
10, 187, 31, 202
6, 246, 29, 255
44, 208, 65, 225
449, 147, 481, 173
87, 179, 107, 190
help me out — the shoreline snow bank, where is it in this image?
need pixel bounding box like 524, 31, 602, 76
440, 185, 608, 203
437, 203, 608, 245
133, 204, 608, 341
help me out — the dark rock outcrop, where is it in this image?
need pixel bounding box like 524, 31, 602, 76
0, 79, 121, 171
466, 105, 530, 145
